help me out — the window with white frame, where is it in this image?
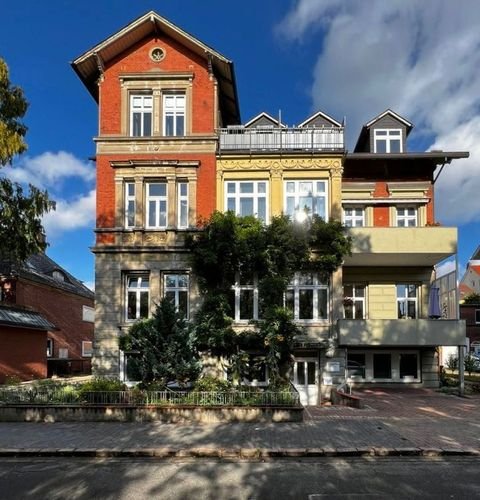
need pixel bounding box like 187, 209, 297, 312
146, 182, 167, 228
82, 341, 93, 357
177, 182, 189, 229
343, 284, 366, 319
374, 129, 402, 153
163, 93, 185, 136
125, 182, 136, 228
225, 181, 268, 222
343, 206, 365, 227
397, 284, 417, 319
285, 180, 327, 222
164, 274, 189, 318
126, 274, 150, 321
46, 338, 53, 358
476, 309, 480, 324
396, 206, 417, 227
230, 273, 259, 321
130, 94, 153, 137
285, 273, 328, 321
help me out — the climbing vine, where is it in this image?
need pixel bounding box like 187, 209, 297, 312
186, 211, 351, 383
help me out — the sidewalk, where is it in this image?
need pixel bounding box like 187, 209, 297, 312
1, 388, 479, 458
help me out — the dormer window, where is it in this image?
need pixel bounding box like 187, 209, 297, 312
374, 129, 402, 153
52, 270, 65, 282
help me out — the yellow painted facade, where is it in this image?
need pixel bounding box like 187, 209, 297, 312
216, 155, 344, 219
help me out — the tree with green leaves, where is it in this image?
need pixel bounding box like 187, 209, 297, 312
0, 58, 55, 266
119, 298, 201, 386
463, 292, 480, 305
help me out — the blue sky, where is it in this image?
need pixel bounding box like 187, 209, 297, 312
1, 0, 479, 288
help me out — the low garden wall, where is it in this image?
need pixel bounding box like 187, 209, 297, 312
0, 404, 303, 423
0, 387, 303, 423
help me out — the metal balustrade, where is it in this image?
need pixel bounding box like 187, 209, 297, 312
218, 126, 344, 152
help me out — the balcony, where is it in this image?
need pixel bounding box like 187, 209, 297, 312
344, 227, 457, 266
218, 126, 344, 152
337, 319, 466, 347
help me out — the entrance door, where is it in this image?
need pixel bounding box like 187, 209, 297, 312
292, 358, 319, 406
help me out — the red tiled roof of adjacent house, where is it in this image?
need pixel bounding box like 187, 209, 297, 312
469, 265, 480, 275
459, 283, 473, 296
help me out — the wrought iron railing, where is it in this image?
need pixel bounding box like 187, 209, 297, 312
218, 126, 344, 152
0, 387, 300, 407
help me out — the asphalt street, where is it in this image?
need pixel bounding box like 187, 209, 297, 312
0, 456, 479, 499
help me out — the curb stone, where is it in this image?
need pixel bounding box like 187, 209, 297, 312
1, 448, 480, 459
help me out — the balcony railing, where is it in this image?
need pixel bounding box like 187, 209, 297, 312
218, 126, 344, 152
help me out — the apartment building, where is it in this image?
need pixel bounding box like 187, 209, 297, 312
73, 11, 468, 404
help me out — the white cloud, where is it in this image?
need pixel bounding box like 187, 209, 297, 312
83, 281, 95, 292
8, 150, 95, 190
42, 189, 96, 236
278, 0, 480, 223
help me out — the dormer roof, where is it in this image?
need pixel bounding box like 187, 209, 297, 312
365, 109, 413, 130
298, 110, 342, 128
72, 10, 240, 125
244, 112, 285, 128
354, 109, 413, 152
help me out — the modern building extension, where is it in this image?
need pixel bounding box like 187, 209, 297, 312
73, 11, 468, 405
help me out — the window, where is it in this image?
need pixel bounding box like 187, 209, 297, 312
82, 341, 93, 358
399, 353, 418, 379
343, 206, 365, 227
396, 207, 417, 227
82, 305, 94, 323
130, 94, 152, 137
125, 182, 136, 228
373, 353, 392, 379
177, 182, 189, 229
146, 182, 167, 228
52, 270, 65, 282
285, 273, 328, 321
46, 338, 53, 358
126, 274, 149, 320
225, 181, 268, 222
397, 284, 417, 319
476, 310, 480, 324
164, 274, 189, 318
285, 180, 327, 222
163, 93, 185, 136
230, 274, 259, 321
374, 129, 402, 153
347, 353, 366, 379
343, 284, 366, 319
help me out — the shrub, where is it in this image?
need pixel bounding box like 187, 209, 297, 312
3, 375, 22, 386
446, 354, 458, 371
193, 375, 233, 392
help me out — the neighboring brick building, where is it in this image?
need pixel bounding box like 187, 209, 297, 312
459, 247, 480, 353
73, 11, 468, 404
0, 253, 94, 381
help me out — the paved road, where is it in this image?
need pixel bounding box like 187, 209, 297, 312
0, 456, 479, 499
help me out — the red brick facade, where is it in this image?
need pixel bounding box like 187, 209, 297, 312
0, 326, 47, 383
